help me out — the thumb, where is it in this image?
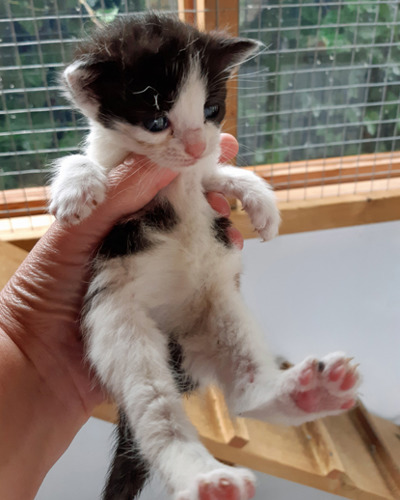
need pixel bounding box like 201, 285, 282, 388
63, 156, 178, 246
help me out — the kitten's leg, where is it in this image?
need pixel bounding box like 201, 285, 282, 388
84, 293, 255, 500
49, 154, 107, 224
182, 288, 360, 427
203, 166, 281, 241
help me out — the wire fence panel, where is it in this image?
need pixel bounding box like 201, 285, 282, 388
0, 0, 152, 196
0, 0, 399, 221
237, 0, 400, 198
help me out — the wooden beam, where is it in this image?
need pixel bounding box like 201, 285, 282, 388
1, 152, 399, 220
231, 188, 400, 239
0, 186, 49, 220
233, 188, 400, 239
247, 151, 400, 191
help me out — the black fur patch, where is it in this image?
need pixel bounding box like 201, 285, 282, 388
103, 410, 149, 500
97, 218, 152, 258
69, 13, 258, 129
142, 200, 179, 231
103, 340, 196, 500
97, 199, 179, 259
212, 217, 233, 248
168, 337, 198, 394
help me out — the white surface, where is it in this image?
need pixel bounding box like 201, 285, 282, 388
36, 221, 400, 499
241, 220, 400, 423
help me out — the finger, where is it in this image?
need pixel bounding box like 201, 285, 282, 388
91, 157, 177, 227
206, 192, 231, 217
50, 157, 177, 253
219, 133, 239, 163
108, 155, 177, 199
227, 226, 244, 250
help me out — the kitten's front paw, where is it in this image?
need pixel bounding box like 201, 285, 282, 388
49, 155, 107, 225
242, 191, 280, 242
176, 467, 255, 500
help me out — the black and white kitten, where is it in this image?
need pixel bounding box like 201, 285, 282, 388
50, 12, 360, 500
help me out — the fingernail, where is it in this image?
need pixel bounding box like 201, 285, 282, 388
124, 156, 135, 165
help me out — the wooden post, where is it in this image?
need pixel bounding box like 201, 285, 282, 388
195, 0, 217, 31
180, 0, 240, 143
177, 0, 196, 25
215, 0, 240, 141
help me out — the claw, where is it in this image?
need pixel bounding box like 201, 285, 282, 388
341, 398, 356, 410
299, 367, 314, 386
245, 479, 256, 499
329, 363, 346, 382
340, 366, 359, 390
199, 481, 212, 500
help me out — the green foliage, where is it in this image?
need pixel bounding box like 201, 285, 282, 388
1, 0, 399, 188
238, 0, 400, 165
0, 0, 145, 189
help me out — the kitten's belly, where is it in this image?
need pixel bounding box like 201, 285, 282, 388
106, 227, 241, 334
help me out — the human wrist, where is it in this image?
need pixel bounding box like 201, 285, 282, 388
0, 330, 89, 499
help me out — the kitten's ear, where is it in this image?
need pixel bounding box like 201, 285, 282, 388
62, 59, 100, 117
62, 58, 117, 118
211, 35, 261, 73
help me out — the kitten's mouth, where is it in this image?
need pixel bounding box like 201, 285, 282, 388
182, 159, 198, 167
173, 157, 203, 168
183, 149, 213, 167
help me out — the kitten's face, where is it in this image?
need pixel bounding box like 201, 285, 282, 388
105, 63, 221, 170
63, 14, 258, 170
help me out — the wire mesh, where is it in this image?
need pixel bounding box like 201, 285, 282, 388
237, 0, 400, 200
0, 0, 399, 230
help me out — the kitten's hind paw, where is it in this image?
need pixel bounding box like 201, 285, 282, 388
291, 352, 360, 414
238, 352, 360, 426
176, 468, 255, 500
49, 154, 107, 225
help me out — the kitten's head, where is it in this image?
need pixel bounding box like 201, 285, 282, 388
63, 13, 259, 170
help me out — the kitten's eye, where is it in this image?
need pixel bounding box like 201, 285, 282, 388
142, 116, 170, 133
204, 104, 220, 121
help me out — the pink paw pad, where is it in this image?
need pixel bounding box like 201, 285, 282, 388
199, 477, 255, 500
199, 479, 238, 500
179, 468, 255, 500
291, 353, 360, 415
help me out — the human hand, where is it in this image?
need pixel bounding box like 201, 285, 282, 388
0, 133, 241, 497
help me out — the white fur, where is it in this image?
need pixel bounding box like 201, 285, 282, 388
52, 59, 360, 499
49, 154, 107, 224
204, 165, 281, 241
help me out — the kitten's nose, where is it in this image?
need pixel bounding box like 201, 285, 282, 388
183, 128, 206, 159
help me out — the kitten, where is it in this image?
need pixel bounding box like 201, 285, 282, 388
50, 12, 360, 500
